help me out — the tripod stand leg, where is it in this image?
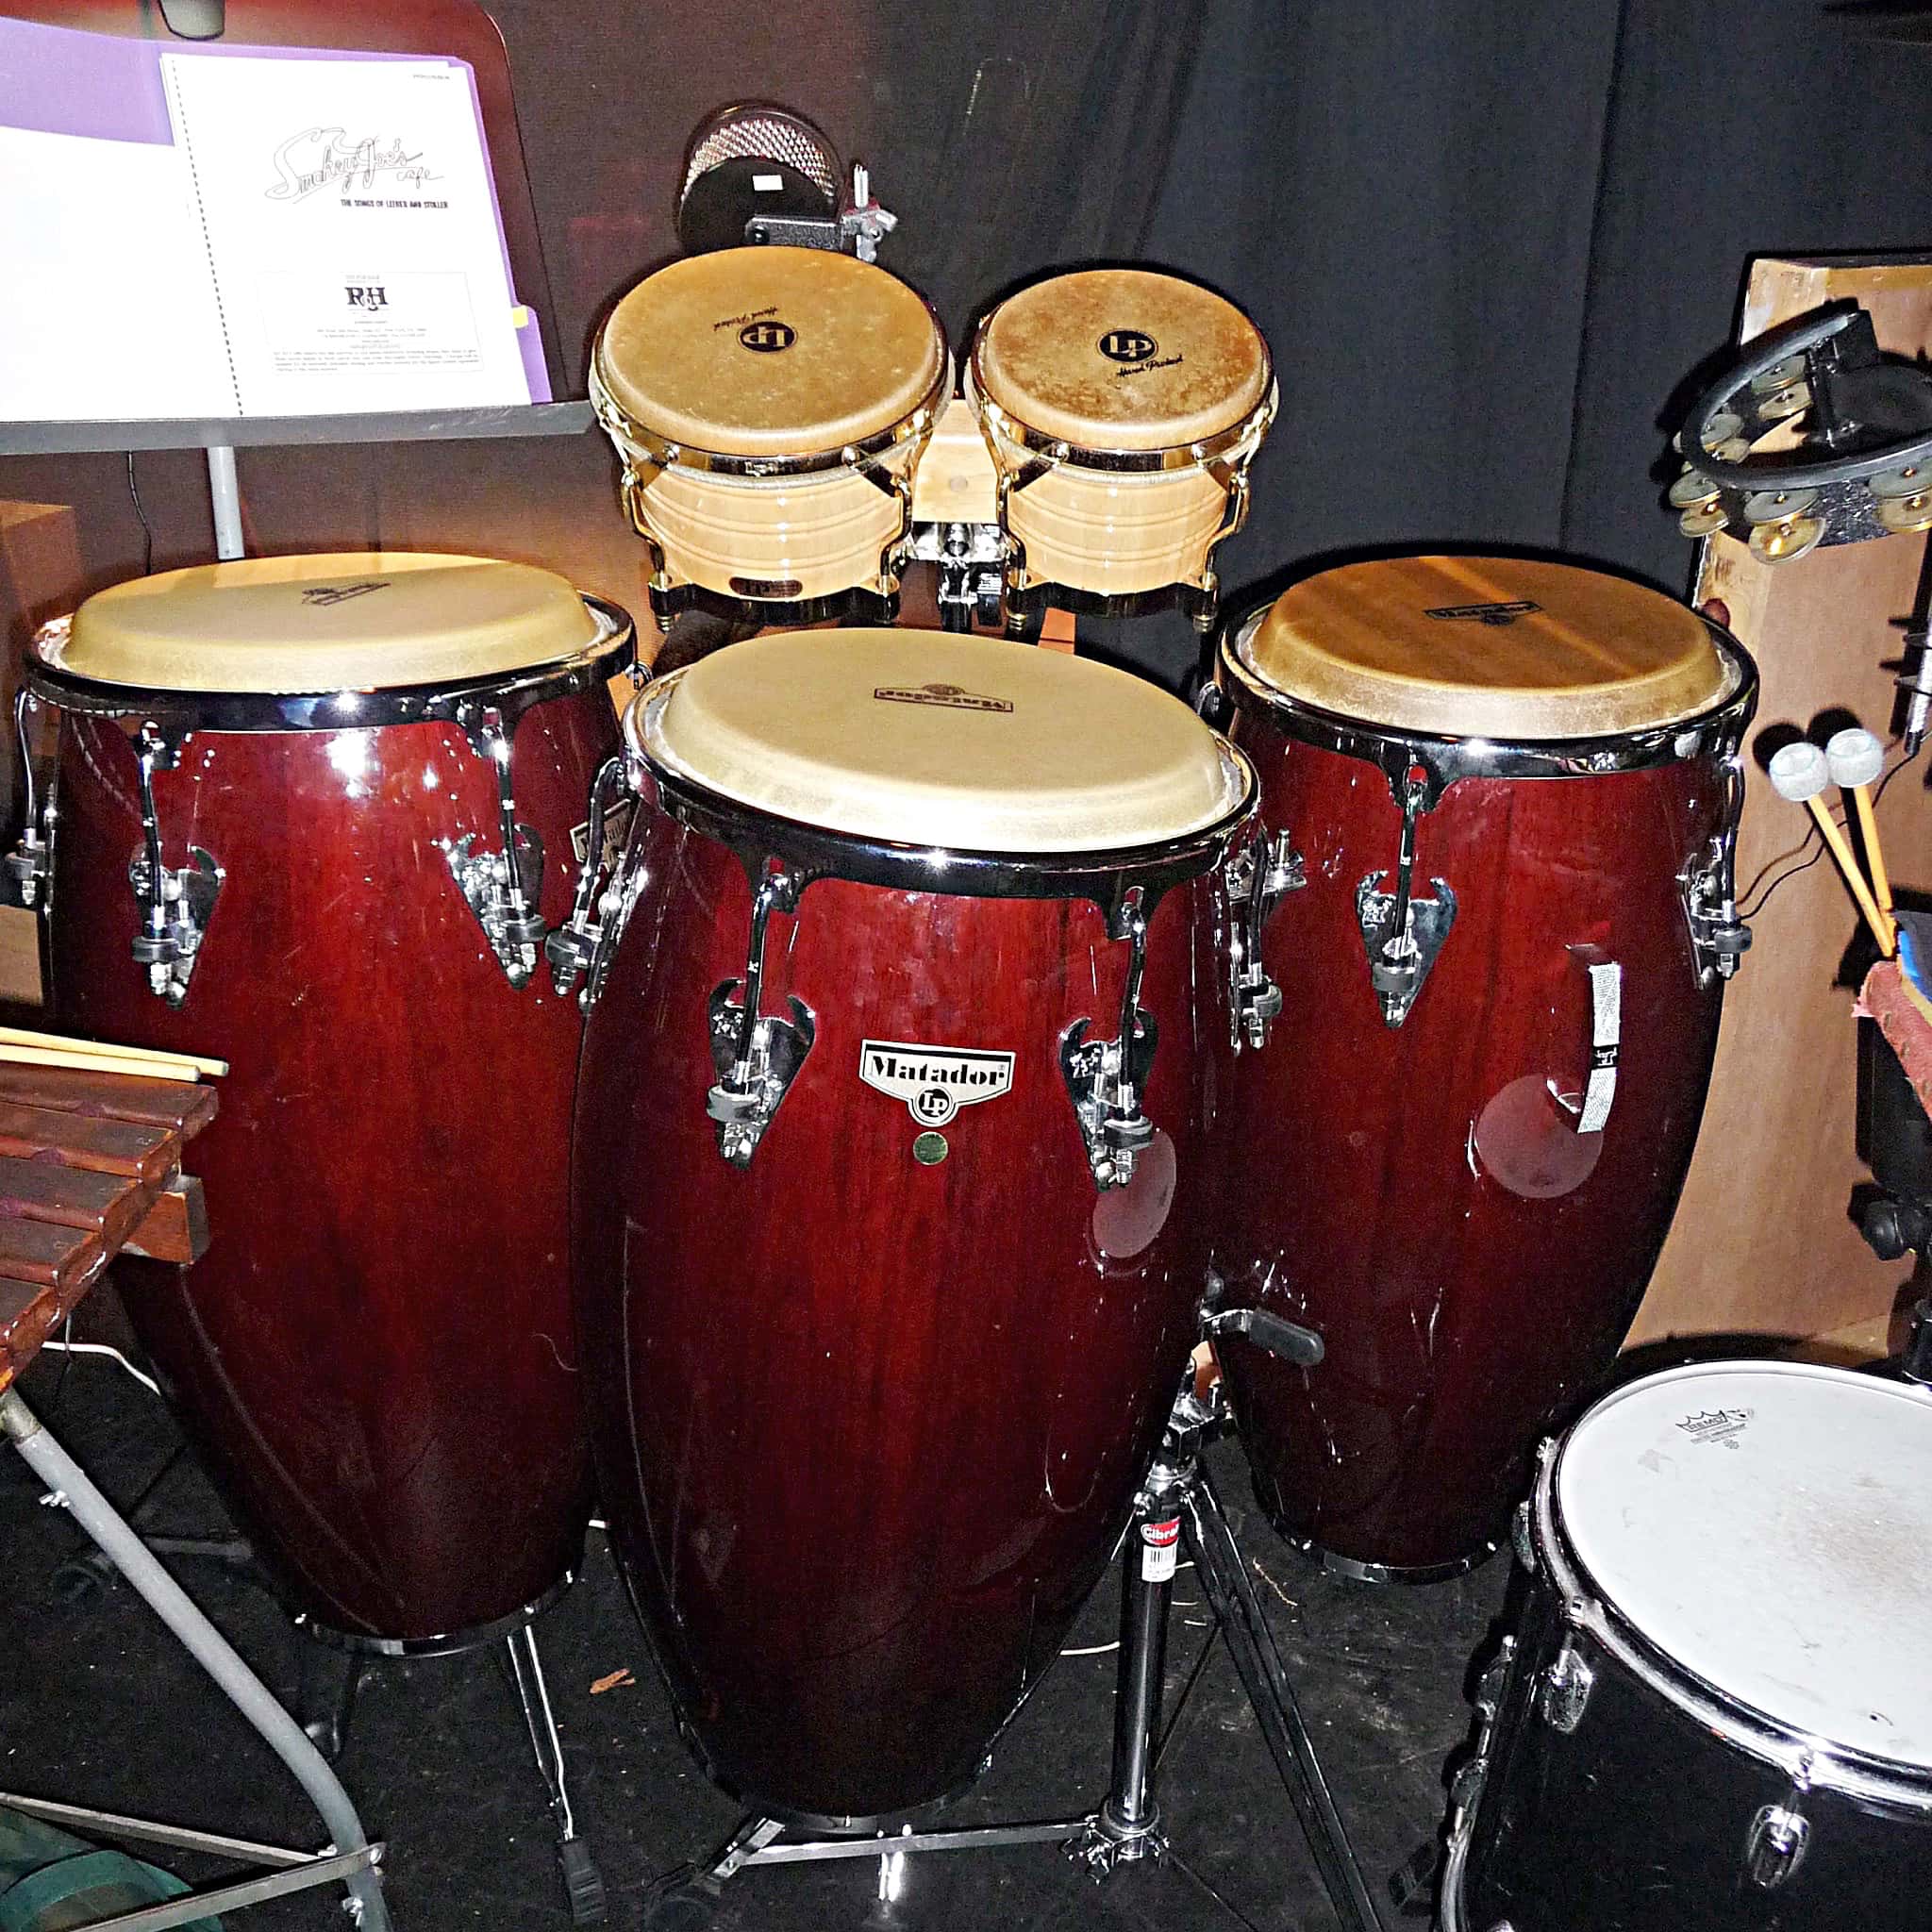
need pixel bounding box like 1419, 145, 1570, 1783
507, 1624, 608, 1924
1179, 1458, 1383, 1932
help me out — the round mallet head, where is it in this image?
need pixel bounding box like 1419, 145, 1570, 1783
1768, 740, 1831, 802
1826, 727, 1885, 790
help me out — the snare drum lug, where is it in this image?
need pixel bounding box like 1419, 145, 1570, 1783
1743, 1803, 1810, 1890
1537, 1638, 1595, 1734
1510, 1499, 1536, 1572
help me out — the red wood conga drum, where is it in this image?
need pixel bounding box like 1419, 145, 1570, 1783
568, 628, 1255, 1820
1208, 556, 1757, 1580
26, 552, 632, 1648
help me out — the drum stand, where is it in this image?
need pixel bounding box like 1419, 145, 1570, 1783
646, 1378, 1383, 1932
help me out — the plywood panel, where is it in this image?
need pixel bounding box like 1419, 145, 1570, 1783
1630, 256, 1932, 1348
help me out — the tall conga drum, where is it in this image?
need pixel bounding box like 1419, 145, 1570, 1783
569, 628, 1256, 1820
1208, 556, 1757, 1580
591, 245, 948, 629
25, 552, 631, 1649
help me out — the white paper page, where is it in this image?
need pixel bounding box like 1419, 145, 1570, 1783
158, 53, 532, 413
0, 123, 236, 420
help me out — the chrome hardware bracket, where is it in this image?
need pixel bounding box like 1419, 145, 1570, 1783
1538, 1631, 1595, 1734
546, 755, 637, 1008
443, 704, 547, 988
1224, 826, 1303, 1050
1060, 888, 1159, 1190
1682, 749, 1752, 985
4, 688, 51, 909
1356, 767, 1456, 1027
708, 861, 816, 1168
126, 723, 223, 1007
1743, 1801, 1811, 1890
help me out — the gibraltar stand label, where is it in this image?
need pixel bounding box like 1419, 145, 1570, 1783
859, 1040, 1015, 1126
1141, 1517, 1180, 1582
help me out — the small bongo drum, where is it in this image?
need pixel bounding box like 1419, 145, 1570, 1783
566, 628, 1255, 1820
591, 245, 948, 628
26, 553, 631, 1648
1208, 556, 1757, 1578
1446, 1361, 1932, 1931
966, 268, 1274, 626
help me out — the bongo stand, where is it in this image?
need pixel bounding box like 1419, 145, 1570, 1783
645, 1376, 1383, 1932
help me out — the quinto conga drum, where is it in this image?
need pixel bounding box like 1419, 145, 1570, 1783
1444, 1360, 1932, 1930
591, 245, 948, 628
566, 628, 1256, 1820
25, 552, 631, 1648
965, 268, 1274, 627
1208, 556, 1757, 1579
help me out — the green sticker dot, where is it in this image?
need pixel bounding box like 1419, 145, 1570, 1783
912, 1131, 949, 1165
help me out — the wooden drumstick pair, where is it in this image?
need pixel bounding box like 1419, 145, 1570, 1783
0, 1024, 225, 1084
1767, 729, 1897, 956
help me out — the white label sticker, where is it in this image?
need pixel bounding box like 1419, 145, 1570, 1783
753, 173, 784, 192
1141, 1518, 1180, 1582
859, 1040, 1015, 1127
1576, 959, 1622, 1135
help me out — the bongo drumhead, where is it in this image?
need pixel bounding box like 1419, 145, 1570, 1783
1557, 1361, 1932, 1770
1238, 556, 1739, 741
594, 247, 946, 458
974, 269, 1270, 454
45, 553, 606, 695
637, 627, 1244, 854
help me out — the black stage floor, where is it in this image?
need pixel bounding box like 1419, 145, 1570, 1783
0, 1352, 1511, 1931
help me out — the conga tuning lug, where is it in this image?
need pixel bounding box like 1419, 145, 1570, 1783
707, 986, 815, 1168
442, 827, 547, 989
1060, 1011, 1158, 1191
1224, 830, 1302, 1050
126, 845, 223, 1007
1356, 874, 1456, 1027
1682, 832, 1751, 985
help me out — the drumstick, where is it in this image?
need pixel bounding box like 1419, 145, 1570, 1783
1768, 741, 1896, 956
0, 1024, 226, 1078
1826, 727, 1895, 922
0, 1041, 202, 1084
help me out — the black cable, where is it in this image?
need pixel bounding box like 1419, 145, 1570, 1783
125, 452, 155, 575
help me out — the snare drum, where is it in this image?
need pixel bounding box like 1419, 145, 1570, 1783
966, 268, 1274, 625
591, 245, 948, 627
1208, 557, 1756, 1578
26, 553, 631, 1648
1446, 1361, 1932, 1931
567, 628, 1255, 1819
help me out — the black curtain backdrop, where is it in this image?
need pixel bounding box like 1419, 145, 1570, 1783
7, 0, 1931, 689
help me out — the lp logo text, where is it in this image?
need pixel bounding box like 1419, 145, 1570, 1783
740, 320, 796, 353
346, 285, 389, 309
1099, 329, 1158, 363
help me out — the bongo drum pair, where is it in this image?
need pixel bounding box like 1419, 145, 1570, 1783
590, 246, 1274, 632
25, 554, 630, 1648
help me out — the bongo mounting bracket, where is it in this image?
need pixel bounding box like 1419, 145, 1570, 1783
127, 723, 223, 1006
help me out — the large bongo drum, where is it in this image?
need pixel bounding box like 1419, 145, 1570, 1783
1208, 556, 1757, 1579
965, 268, 1274, 626
1445, 1361, 1932, 1931
591, 246, 948, 628
25, 552, 631, 1648
568, 628, 1255, 1820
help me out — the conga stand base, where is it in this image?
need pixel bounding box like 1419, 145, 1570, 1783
646, 1383, 1382, 1932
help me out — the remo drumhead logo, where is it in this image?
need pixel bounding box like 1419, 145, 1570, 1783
860, 1041, 1015, 1126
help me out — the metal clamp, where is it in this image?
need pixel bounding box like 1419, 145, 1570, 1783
127, 722, 222, 1007
708, 861, 816, 1168
1356, 766, 1456, 1027
1224, 826, 1303, 1050
4, 689, 51, 909
1060, 888, 1158, 1190
546, 755, 636, 1008
442, 705, 546, 989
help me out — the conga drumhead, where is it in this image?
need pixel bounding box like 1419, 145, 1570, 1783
45, 552, 606, 694
637, 627, 1244, 852
1557, 1361, 1932, 1770
974, 268, 1270, 452
594, 246, 946, 458
1239, 556, 1740, 740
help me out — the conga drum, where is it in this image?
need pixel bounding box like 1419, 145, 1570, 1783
1208, 556, 1757, 1579
570, 628, 1256, 1820
965, 268, 1274, 627
591, 245, 948, 628
1445, 1361, 1932, 1931
26, 552, 632, 1649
